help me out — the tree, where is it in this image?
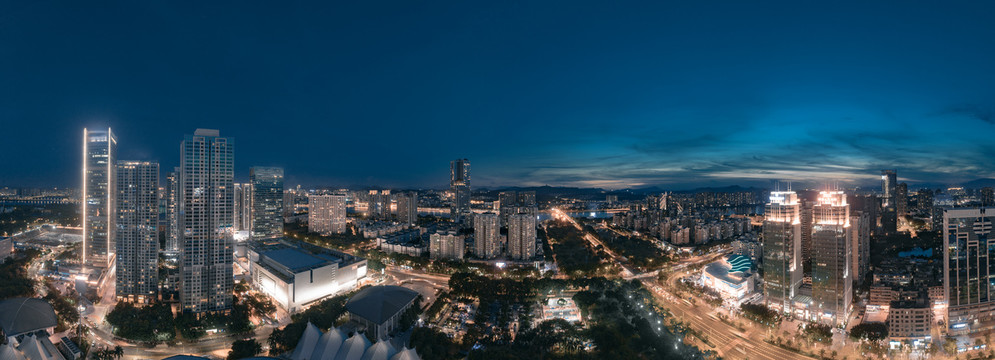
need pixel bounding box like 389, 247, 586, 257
228, 339, 262, 360
943, 337, 958, 355
849, 322, 888, 341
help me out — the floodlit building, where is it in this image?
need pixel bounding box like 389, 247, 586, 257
309, 194, 347, 235
450, 159, 471, 224
811, 191, 852, 327
429, 230, 464, 260
507, 213, 536, 260
248, 240, 367, 312
762, 191, 803, 311
702, 254, 756, 301
944, 207, 995, 334
251, 167, 284, 239
345, 285, 419, 340
115, 160, 159, 304
179, 129, 234, 314
82, 128, 117, 268
474, 212, 501, 259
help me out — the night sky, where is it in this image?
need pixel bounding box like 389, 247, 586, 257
2, 2, 995, 189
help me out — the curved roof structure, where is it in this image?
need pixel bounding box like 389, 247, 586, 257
360, 339, 396, 360
0, 298, 58, 336
726, 254, 752, 274
390, 348, 420, 360
345, 286, 419, 325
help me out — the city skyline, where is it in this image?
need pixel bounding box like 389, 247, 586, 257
3, 2, 995, 189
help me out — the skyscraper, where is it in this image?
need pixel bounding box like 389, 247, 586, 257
762, 191, 803, 312
233, 183, 253, 232
896, 182, 909, 217
165, 168, 180, 253
850, 210, 870, 286
916, 189, 934, 217
396, 192, 418, 225
450, 159, 471, 224
251, 167, 284, 239
811, 191, 852, 326
82, 128, 117, 269
180, 129, 234, 314
115, 161, 159, 304
309, 194, 347, 235
507, 213, 536, 260
474, 212, 501, 259
880, 170, 898, 234
944, 207, 995, 334
367, 190, 391, 220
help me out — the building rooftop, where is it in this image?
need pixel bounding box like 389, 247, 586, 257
0, 298, 58, 337
346, 286, 419, 325
264, 248, 336, 273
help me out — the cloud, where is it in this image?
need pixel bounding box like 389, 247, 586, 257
934, 104, 995, 124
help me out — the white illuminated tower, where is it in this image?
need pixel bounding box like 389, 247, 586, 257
180, 129, 234, 314
811, 190, 852, 326
309, 194, 347, 235
762, 191, 802, 312
82, 128, 117, 269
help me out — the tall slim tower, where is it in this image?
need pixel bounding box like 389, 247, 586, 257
450, 159, 471, 224
507, 213, 536, 260
762, 191, 803, 312
115, 161, 159, 304
180, 129, 234, 314
251, 167, 283, 239
474, 212, 500, 259
811, 191, 852, 326
880, 170, 898, 234
233, 183, 253, 232
165, 168, 180, 253
82, 128, 117, 268
944, 207, 995, 334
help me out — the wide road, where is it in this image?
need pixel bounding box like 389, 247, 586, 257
546, 212, 811, 360
642, 256, 814, 360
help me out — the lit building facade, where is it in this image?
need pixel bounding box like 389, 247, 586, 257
944, 207, 995, 334
881, 170, 898, 234
115, 161, 159, 304
251, 167, 284, 239
474, 212, 501, 259
762, 191, 803, 311
309, 194, 347, 235
450, 159, 471, 224
248, 240, 367, 312
702, 254, 756, 301
165, 168, 180, 253
180, 129, 234, 314
850, 210, 871, 285
82, 128, 117, 268
810, 191, 852, 326
429, 231, 464, 260
507, 212, 536, 260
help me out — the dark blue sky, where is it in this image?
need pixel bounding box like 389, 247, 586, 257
2, 2, 995, 189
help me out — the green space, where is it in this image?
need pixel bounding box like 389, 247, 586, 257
848, 322, 887, 341
594, 226, 670, 271
740, 303, 780, 328
106, 302, 175, 343
0, 248, 41, 300
544, 223, 614, 278
0, 204, 78, 236
423, 272, 708, 359
284, 221, 370, 251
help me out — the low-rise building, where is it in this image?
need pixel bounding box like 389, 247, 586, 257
701, 254, 756, 301
888, 299, 933, 345
345, 286, 419, 340
248, 239, 367, 312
